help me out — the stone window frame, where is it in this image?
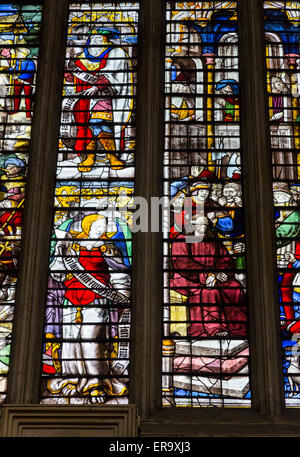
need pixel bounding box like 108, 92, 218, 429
1, 0, 300, 437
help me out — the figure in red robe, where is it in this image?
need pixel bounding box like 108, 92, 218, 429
170, 215, 247, 337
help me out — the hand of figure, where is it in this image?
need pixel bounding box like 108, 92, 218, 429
284, 251, 296, 264
56, 241, 65, 257
82, 86, 99, 97
216, 272, 228, 282
216, 97, 226, 107
55, 240, 71, 257
234, 242, 244, 253
234, 196, 243, 207
101, 244, 119, 257
280, 318, 286, 327
190, 165, 203, 177
207, 212, 215, 220
218, 196, 227, 206
271, 112, 284, 121
0, 200, 11, 208
120, 288, 131, 299
215, 330, 229, 337
206, 274, 216, 288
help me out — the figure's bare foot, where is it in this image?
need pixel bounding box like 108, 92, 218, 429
89, 389, 106, 404
81, 377, 106, 404
81, 377, 100, 392
76, 377, 88, 394
61, 384, 77, 396
47, 378, 78, 395
104, 378, 128, 396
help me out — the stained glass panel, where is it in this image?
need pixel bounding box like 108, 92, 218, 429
162, 1, 251, 407
0, 3, 42, 403
40, 2, 138, 405
264, 1, 300, 406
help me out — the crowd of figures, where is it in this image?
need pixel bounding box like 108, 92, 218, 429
168, 170, 247, 338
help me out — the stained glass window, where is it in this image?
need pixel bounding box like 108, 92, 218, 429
39, 1, 138, 405
0, 3, 41, 403
264, 1, 300, 406
162, 1, 251, 407
0, 0, 299, 438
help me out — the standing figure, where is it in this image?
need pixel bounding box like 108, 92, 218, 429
46, 214, 130, 403
64, 24, 133, 172
1, 47, 35, 119
0, 157, 26, 301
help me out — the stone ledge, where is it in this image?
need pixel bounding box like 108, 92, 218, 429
0, 404, 137, 437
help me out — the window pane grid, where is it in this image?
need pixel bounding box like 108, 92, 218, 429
0, 2, 42, 404
162, 0, 252, 408
264, 0, 300, 407
39, 1, 139, 405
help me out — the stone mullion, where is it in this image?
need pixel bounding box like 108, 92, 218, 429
131, 0, 165, 418
6, 0, 69, 404
238, 0, 283, 417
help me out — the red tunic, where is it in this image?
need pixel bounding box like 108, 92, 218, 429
71, 50, 111, 152
64, 247, 110, 306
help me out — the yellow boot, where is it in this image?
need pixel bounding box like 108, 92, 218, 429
77, 140, 96, 172
99, 132, 125, 170
106, 153, 126, 170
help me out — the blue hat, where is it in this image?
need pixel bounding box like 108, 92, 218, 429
170, 178, 188, 200
4, 157, 25, 168
215, 79, 239, 95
